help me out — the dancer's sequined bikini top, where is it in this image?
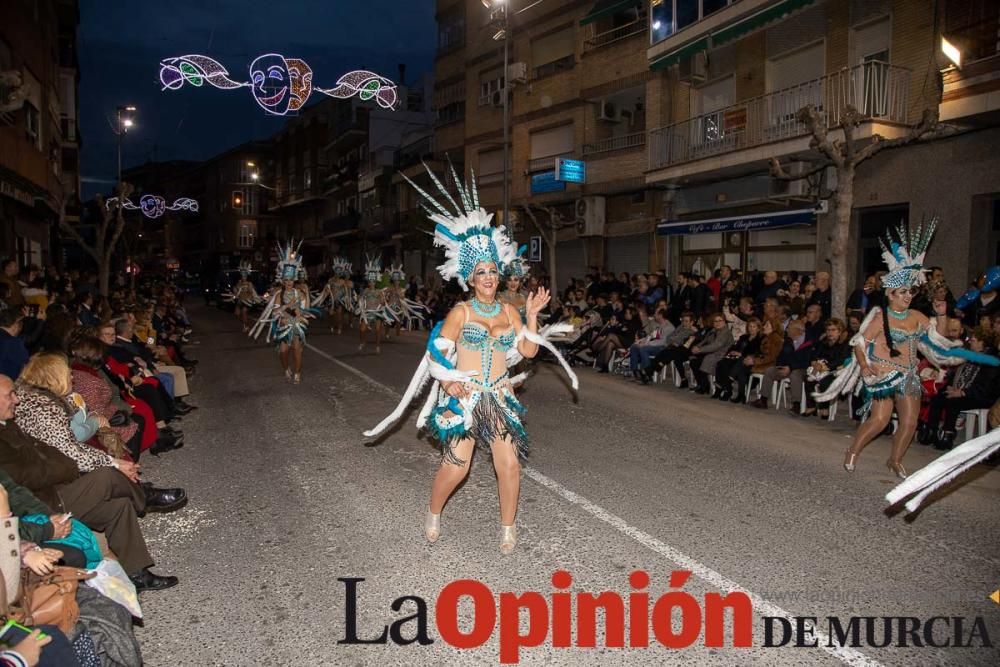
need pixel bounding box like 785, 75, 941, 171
458, 304, 517, 389
460, 322, 517, 352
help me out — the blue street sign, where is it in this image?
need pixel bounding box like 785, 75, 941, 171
529, 236, 542, 262
530, 170, 566, 194
555, 158, 586, 183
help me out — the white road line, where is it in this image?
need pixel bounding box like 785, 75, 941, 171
309, 339, 882, 666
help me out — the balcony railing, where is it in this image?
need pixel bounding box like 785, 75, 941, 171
583, 131, 646, 155
584, 16, 648, 52
649, 61, 910, 170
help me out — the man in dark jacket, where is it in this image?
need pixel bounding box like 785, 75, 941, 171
0, 308, 29, 380
0, 374, 182, 591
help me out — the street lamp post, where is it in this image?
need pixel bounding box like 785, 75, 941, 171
115, 105, 136, 186
485, 0, 512, 234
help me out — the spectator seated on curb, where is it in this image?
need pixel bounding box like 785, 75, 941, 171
0, 373, 184, 592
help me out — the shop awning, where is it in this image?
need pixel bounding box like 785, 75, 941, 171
712, 0, 818, 47
657, 207, 816, 236
580, 0, 640, 26
650, 37, 709, 71
649, 0, 818, 70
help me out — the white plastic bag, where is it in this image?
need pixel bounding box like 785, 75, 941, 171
85, 559, 143, 618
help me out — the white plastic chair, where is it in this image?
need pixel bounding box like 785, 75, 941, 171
746, 373, 765, 403
773, 378, 791, 410
960, 408, 990, 442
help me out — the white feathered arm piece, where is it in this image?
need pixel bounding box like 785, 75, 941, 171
362, 326, 476, 439
812, 308, 880, 403
886, 428, 1000, 513
508, 322, 579, 391
249, 292, 280, 341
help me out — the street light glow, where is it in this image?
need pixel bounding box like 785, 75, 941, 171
247, 161, 256, 168
251, 172, 259, 181
122, 118, 134, 128
941, 36, 962, 68
125, 105, 137, 112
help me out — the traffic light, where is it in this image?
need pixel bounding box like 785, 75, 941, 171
232, 190, 244, 209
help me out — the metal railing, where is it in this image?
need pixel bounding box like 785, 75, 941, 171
584, 16, 648, 52
648, 61, 911, 170
583, 131, 645, 155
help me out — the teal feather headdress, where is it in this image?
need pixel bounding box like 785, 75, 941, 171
879, 218, 938, 289
400, 158, 516, 290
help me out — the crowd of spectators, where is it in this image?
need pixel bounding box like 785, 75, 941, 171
545, 264, 1000, 453
0, 257, 198, 666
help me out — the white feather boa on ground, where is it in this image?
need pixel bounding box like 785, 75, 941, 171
885, 427, 1000, 513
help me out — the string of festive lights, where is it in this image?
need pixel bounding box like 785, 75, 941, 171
106, 195, 200, 219
159, 53, 397, 115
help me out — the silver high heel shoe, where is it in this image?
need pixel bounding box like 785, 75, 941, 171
424, 510, 440, 543
499, 524, 517, 555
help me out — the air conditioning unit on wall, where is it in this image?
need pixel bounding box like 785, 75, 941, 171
769, 162, 817, 199
598, 101, 619, 122
491, 88, 507, 107
575, 196, 606, 236
678, 51, 708, 84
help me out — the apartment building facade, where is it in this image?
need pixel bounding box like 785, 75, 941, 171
435, 0, 664, 287
436, 0, 999, 292
648, 0, 1000, 287
0, 0, 80, 269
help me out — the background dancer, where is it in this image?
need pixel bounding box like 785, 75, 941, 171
816, 220, 999, 478
357, 256, 389, 353
250, 241, 314, 384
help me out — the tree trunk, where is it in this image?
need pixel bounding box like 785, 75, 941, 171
98, 260, 111, 297
829, 166, 855, 319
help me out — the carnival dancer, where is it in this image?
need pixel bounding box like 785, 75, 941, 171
500, 249, 529, 322
815, 219, 999, 478
224, 261, 263, 332
364, 162, 578, 554
250, 241, 315, 384
383, 264, 428, 334
313, 257, 356, 334
357, 256, 391, 353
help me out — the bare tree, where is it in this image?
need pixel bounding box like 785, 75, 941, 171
58, 183, 133, 295
520, 204, 576, 299
770, 104, 938, 318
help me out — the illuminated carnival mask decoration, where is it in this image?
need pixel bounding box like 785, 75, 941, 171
106, 195, 199, 220
389, 264, 405, 284
159, 54, 397, 115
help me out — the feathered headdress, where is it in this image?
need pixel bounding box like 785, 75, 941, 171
238, 260, 252, 278
879, 218, 938, 289
276, 240, 304, 282
364, 255, 383, 284
332, 257, 353, 278
401, 160, 517, 290
506, 245, 529, 279
388, 263, 405, 283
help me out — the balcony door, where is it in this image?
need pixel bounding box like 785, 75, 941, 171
851, 16, 891, 118
765, 41, 825, 130
691, 76, 733, 150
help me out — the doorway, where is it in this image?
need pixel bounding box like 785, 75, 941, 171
857, 204, 908, 285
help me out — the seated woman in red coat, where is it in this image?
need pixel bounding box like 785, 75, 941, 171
95, 322, 183, 454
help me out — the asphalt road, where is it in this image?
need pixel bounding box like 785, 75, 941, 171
133, 304, 1000, 666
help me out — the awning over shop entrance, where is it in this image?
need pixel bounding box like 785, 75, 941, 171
657, 207, 816, 236
579, 0, 639, 26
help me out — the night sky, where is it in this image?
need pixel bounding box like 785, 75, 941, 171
78, 0, 436, 198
